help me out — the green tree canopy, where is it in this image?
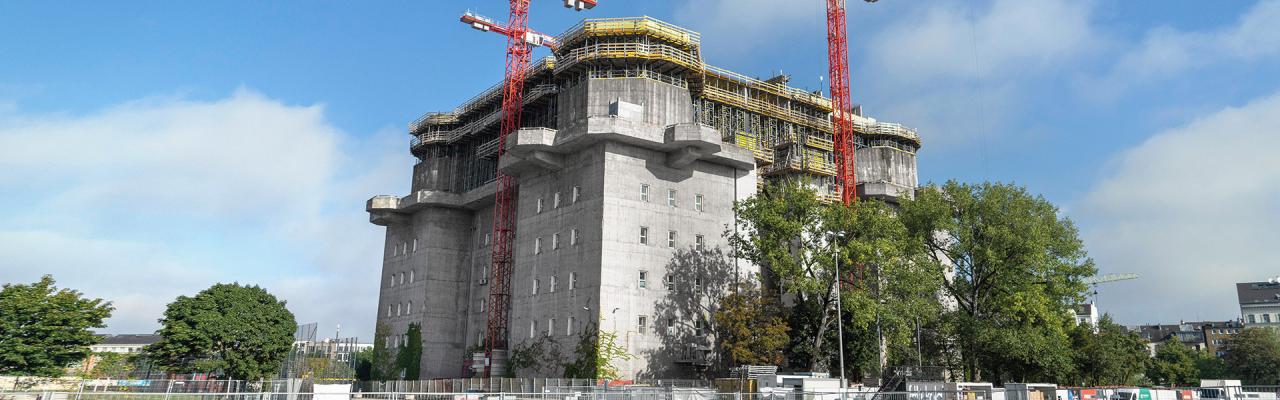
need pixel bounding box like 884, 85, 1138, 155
146, 283, 296, 380
1148, 339, 1200, 387
900, 181, 1096, 383
0, 275, 114, 377
714, 281, 790, 367
1223, 328, 1280, 385
1069, 315, 1148, 386
393, 323, 423, 379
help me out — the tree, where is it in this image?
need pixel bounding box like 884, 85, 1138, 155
563, 320, 634, 380
900, 181, 1095, 383
1069, 315, 1148, 386
508, 334, 564, 377
82, 353, 138, 379
730, 183, 940, 375
714, 282, 790, 367
393, 323, 423, 379
146, 283, 297, 381
362, 322, 397, 381
1223, 328, 1280, 385
1148, 339, 1199, 387
0, 275, 114, 377
1195, 353, 1228, 380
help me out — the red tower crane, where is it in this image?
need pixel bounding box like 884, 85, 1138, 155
826, 0, 876, 205
460, 0, 597, 379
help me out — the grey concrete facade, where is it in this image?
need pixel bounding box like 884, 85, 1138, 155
369, 77, 759, 379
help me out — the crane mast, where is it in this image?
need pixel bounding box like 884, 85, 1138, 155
826, 0, 858, 205
463, 0, 597, 379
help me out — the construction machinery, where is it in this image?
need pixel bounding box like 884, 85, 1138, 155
461, 0, 597, 379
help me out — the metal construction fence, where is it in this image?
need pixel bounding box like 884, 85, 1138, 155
0, 390, 1019, 400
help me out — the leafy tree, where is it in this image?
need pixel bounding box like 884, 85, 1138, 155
508, 334, 564, 377
146, 283, 296, 380
563, 320, 634, 380
354, 348, 374, 381
393, 323, 423, 379
900, 181, 1095, 383
1069, 315, 1148, 386
1195, 353, 1228, 380
1223, 328, 1280, 385
714, 281, 790, 367
1148, 339, 1199, 387
0, 275, 114, 377
730, 183, 940, 375
82, 353, 138, 379
364, 322, 397, 381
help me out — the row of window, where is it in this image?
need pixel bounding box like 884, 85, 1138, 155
390, 238, 418, 257
533, 228, 581, 254
386, 301, 413, 317
531, 272, 578, 295
385, 334, 411, 348
526, 315, 706, 338
535, 186, 583, 213
639, 183, 706, 212
638, 227, 706, 249
1247, 313, 1278, 324
388, 270, 415, 288
637, 271, 702, 291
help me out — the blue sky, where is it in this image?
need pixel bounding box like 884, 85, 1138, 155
3, 0, 1279, 340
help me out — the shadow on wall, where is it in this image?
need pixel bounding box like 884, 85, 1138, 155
641, 247, 740, 379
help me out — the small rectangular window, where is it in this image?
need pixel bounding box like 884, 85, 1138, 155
535, 237, 542, 254
386, 305, 392, 317
407, 301, 413, 314
639, 271, 648, 289
480, 298, 486, 312
638, 316, 648, 334
550, 276, 558, 293
640, 184, 650, 202
1249, 315, 1257, 324
569, 272, 578, 290
572, 186, 581, 203
533, 278, 540, 295
640, 226, 649, 244
392, 245, 398, 257
1266, 314, 1273, 323
695, 234, 705, 250
665, 274, 675, 291
530, 320, 537, 338
537, 197, 544, 213
554, 192, 561, 208
396, 303, 402, 316
668, 230, 677, 247
412, 238, 418, 252
695, 194, 704, 212
409, 270, 415, 283
399, 272, 405, 285
553, 233, 561, 250
571, 228, 580, 245
389, 275, 395, 288
567, 316, 575, 336
694, 276, 703, 289
667, 189, 677, 207
483, 233, 491, 248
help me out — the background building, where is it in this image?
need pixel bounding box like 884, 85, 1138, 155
367, 17, 921, 379
1237, 279, 1280, 330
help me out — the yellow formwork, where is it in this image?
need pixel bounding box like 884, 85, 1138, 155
806, 149, 836, 176
702, 86, 833, 133
555, 42, 701, 74
559, 17, 701, 50
733, 132, 774, 165
805, 135, 834, 151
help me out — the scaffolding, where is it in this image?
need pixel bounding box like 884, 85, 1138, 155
407, 16, 918, 204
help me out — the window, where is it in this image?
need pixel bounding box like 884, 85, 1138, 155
537, 197, 544, 213
572, 186, 581, 203
386, 305, 392, 317
392, 245, 397, 257
550, 276, 558, 293
640, 226, 649, 244
640, 184, 650, 202
480, 298, 486, 312
412, 238, 418, 253
695, 194, 704, 212
535, 237, 543, 254
695, 320, 706, 336
571, 228, 580, 245
569, 272, 578, 290
694, 276, 703, 290
552, 233, 561, 250
695, 234, 705, 250
554, 192, 561, 208
668, 231, 677, 247
548, 319, 555, 336
1249, 314, 1257, 324
396, 303, 402, 316
665, 274, 675, 291
1266, 314, 1273, 323
406, 301, 413, 314
399, 272, 405, 285
667, 189, 677, 207
389, 275, 395, 288
638, 316, 648, 334
567, 316, 575, 336
639, 271, 648, 288
530, 320, 537, 338
484, 233, 491, 247
533, 279, 540, 295
402, 242, 408, 255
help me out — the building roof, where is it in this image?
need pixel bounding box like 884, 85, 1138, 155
95, 334, 161, 346
1237, 281, 1280, 305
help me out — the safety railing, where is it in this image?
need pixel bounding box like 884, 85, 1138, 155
703, 65, 831, 111
702, 86, 832, 133
556, 42, 702, 74
558, 16, 701, 50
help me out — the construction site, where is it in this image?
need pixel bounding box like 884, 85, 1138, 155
366, 4, 921, 380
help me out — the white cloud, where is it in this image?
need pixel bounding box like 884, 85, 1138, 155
1084, 0, 1280, 100
1079, 90, 1280, 323
0, 89, 407, 340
